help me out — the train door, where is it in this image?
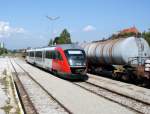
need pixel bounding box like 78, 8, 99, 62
54, 51, 63, 72
42, 51, 45, 68
35, 51, 43, 67
29, 51, 35, 64
44, 50, 53, 70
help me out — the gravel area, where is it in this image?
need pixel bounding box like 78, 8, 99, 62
87, 74, 150, 104
0, 57, 21, 114
75, 81, 149, 114
0, 58, 8, 114
12, 58, 138, 114
10, 59, 69, 114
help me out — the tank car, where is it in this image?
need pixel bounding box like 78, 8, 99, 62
26, 44, 87, 79
82, 37, 150, 84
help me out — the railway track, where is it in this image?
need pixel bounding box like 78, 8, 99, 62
9, 58, 72, 114
10, 58, 150, 114
73, 80, 150, 114
9, 58, 38, 114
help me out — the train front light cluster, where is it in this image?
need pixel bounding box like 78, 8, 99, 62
83, 62, 86, 66
69, 59, 73, 66
145, 59, 150, 72
144, 59, 150, 79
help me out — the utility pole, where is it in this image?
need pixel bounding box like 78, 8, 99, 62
46, 16, 60, 45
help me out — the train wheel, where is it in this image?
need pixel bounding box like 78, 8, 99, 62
121, 74, 130, 82
52, 69, 57, 75
54, 70, 58, 75
112, 73, 120, 79
141, 78, 150, 88
112, 73, 117, 79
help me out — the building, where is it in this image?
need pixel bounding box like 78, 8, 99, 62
119, 27, 140, 35
0, 42, 4, 48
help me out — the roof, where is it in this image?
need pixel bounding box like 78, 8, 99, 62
26, 44, 82, 52
119, 27, 139, 35
56, 44, 82, 50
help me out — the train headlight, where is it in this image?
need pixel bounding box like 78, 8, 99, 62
69, 59, 73, 65
145, 67, 150, 71
145, 59, 150, 64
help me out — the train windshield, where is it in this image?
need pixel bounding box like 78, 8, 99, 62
65, 50, 86, 66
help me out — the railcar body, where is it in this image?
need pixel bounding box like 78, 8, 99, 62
26, 44, 87, 79
81, 37, 150, 84
83, 37, 150, 65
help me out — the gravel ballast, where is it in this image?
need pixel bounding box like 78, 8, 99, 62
12, 58, 138, 114
87, 73, 150, 105
0, 57, 22, 114
10, 59, 69, 114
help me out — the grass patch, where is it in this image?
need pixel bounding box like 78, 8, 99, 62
1, 105, 13, 114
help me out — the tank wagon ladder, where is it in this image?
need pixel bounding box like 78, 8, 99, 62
135, 37, 143, 65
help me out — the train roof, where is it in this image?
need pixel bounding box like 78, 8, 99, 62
56, 44, 82, 50
26, 44, 82, 52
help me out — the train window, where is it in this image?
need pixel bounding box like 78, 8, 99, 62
35, 52, 37, 57
52, 51, 56, 59
57, 51, 63, 60
27, 52, 29, 56
39, 51, 42, 57
30, 52, 34, 57
51, 51, 62, 60
65, 50, 85, 60
35, 51, 42, 58
28, 52, 30, 56
45, 51, 52, 59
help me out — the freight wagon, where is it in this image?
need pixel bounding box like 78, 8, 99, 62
81, 37, 150, 85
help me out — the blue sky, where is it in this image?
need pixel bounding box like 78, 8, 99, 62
0, 0, 150, 49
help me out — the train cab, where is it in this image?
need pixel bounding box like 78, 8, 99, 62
64, 49, 86, 73
52, 44, 87, 79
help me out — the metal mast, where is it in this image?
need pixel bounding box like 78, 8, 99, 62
46, 16, 60, 45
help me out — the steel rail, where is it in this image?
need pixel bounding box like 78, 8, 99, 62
9, 58, 39, 114
73, 81, 150, 114
13, 59, 72, 114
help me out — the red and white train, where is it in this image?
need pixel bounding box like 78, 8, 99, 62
26, 44, 87, 79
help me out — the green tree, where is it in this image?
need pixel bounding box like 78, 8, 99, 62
53, 36, 60, 44
59, 29, 72, 44
0, 48, 7, 55
48, 39, 53, 46
49, 29, 72, 45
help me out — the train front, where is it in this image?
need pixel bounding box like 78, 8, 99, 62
64, 49, 87, 79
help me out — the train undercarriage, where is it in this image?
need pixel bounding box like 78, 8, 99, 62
87, 61, 150, 88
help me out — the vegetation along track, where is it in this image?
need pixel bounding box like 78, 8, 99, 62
73, 81, 150, 114
10, 58, 72, 114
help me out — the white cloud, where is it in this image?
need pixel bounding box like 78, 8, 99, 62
0, 21, 25, 38
83, 25, 96, 32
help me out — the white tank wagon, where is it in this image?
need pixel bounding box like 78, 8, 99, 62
84, 37, 150, 65
81, 37, 150, 85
